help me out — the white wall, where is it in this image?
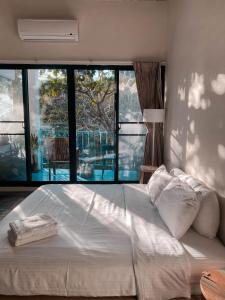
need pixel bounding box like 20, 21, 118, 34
165, 0, 225, 197
0, 0, 167, 62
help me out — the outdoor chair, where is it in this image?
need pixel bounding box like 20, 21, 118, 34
46, 137, 69, 180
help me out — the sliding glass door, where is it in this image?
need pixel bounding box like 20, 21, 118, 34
0, 64, 158, 185
28, 69, 69, 181
118, 70, 146, 181
0, 69, 26, 181
75, 69, 116, 181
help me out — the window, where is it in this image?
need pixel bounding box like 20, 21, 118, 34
118, 70, 147, 181
0, 69, 26, 181
0, 64, 164, 185
75, 69, 116, 181
28, 69, 69, 181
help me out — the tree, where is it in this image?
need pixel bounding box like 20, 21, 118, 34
39, 69, 68, 126
39, 69, 115, 132
75, 69, 115, 131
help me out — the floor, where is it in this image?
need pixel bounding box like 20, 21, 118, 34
0, 195, 204, 300
0, 193, 29, 219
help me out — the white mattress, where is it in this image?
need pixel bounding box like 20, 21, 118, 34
0, 183, 223, 298
181, 228, 225, 295
0, 184, 136, 296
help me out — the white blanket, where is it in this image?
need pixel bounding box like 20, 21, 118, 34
0, 184, 191, 299
124, 184, 191, 300
0, 184, 135, 296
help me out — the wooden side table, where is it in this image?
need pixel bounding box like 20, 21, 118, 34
200, 270, 225, 300
140, 165, 158, 184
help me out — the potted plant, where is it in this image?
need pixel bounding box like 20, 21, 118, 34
30, 133, 39, 172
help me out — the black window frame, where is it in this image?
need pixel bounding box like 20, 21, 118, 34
0, 64, 165, 187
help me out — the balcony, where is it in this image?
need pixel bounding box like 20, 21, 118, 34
31, 129, 144, 182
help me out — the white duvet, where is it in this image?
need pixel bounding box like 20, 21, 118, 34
0, 184, 191, 300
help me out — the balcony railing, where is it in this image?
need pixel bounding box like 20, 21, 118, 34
0, 127, 144, 181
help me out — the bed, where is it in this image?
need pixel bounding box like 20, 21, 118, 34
181, 228, 225, 295
0, 183, 224, 300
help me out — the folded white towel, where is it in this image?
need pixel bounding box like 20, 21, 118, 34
8, 227, 58, 247
9, 213, 57, 240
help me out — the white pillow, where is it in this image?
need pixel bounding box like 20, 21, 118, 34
170, 168, 202, 189
170, 167, 185, 177
192, 186, 220, 239
147, 165, 173, 204
170, 168, 220, 239
156, 177, 200, 239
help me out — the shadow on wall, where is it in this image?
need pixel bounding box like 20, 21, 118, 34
165, 71, 225, 197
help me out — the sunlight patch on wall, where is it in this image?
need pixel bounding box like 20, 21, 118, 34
186, 133, 215, 188
177, 79, 186, 102
211, 74, 225, 95
178, 86, 185, 101
186, 156, 215, 188
186, 135, 200, 159
170, 130, 183, 166
188, 73, 210, 110
189, 120, 195, 134
218, 144, 225, 160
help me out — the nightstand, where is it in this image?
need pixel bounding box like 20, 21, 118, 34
139, 165, 158, 184
200, 270, 225, 300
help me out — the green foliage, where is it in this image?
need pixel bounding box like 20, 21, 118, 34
118, 70, 142, 122
75, 69, 115, 131
38, 69, 115, 132
39, 69, 68, 125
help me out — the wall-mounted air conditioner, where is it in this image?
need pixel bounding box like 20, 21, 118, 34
17, 19, 79, 42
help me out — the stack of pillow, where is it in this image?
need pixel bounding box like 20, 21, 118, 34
147, 165, 220, 240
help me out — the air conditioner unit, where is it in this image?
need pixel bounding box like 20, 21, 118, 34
18, 19, 79, 42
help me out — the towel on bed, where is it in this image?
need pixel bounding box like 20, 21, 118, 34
8, 213, 58, 246
8, 227, 58, 246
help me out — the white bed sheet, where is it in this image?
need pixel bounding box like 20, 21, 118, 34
0, 183, 192, 300
124, 184, 191, 300
0, 184, 136, 296
181, 229, 225, 280
181, 228, 225, 295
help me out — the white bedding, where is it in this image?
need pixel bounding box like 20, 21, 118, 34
181, 228, 225, 295
124, 184, 191, 300
0, 184, 135, 296
0, 183, 191, 300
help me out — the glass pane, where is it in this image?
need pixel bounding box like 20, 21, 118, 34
75, 69, 116, 181
0, 135, 26, 181
0, 122, 24, 134
0, 70, 24, 122
119, 123, 147, 135
119, 70, 142, 122
0, 70, 26, 181
119, 135, 145, 181
28, 69, 69, 181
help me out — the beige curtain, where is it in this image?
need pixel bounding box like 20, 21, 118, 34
134, 62, 164, 166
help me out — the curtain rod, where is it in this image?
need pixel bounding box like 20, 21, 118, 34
0, 59, 166, 66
